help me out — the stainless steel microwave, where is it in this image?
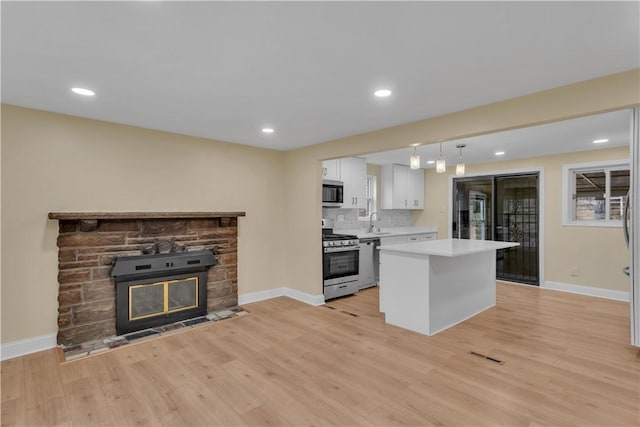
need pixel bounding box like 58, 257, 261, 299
322, 180, 343, 207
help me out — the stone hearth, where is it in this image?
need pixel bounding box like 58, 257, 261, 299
49, 212, 245, 346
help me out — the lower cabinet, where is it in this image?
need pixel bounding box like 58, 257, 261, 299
407, 233, 437, 242
380, 233, 437, 245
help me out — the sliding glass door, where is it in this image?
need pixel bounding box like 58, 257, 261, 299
453, 173, 540, 285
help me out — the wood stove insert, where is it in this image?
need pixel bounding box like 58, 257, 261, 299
111, 250, 217, 335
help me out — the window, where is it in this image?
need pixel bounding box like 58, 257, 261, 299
358, 175, 377, 219
563, 160, 630, 226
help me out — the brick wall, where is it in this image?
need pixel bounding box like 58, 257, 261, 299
56, 217, 238, 346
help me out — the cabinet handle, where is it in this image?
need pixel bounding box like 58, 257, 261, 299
405, 200, 407, 207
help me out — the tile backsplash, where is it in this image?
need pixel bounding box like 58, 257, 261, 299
322, 208, 412, 230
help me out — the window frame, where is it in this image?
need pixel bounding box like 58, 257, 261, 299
358, 175, 377, 220
562, 159, 630, 227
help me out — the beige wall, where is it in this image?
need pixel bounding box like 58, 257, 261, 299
2, 69, 639, 345
1, 105, 286, 343
413, 146, 630, 291
282, 69, 639, 299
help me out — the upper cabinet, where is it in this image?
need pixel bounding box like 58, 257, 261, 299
321, 159, 341, 181
340, 157, 366, 209
407, 167, 425, 209
381, 164, 424, 210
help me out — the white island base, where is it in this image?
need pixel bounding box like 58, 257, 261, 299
378, 239, 519, 336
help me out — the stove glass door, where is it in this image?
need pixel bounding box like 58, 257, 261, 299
323, 249, 359, 280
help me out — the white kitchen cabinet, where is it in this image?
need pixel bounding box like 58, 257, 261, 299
407, 168, 425, 209
380, 235, 409, 245
381, 164, 424, 210
340, 157, 366, 209
407, 232, 437, 242
321, 159, 341, 181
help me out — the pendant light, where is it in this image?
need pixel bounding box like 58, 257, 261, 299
410, 146, 420, 170
456, 144, 466, 176
436, 142, 446, 173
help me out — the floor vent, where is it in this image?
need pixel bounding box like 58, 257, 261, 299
325, 306, 358, 317
469, 351, 505, 365
341, 310, 359, 317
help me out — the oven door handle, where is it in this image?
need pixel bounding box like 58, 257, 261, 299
324, 246, 360, 253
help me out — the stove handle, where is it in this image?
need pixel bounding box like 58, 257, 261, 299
324, 246, 360, 253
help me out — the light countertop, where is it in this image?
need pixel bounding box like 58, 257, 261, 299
338, 227, 438, 239
378, 238, 519, 257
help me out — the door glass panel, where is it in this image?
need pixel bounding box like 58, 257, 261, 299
453, 178, 493, 240
495, 174, 539, 285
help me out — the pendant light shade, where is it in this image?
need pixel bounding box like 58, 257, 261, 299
456, 144, 466, 176
436, 142, 446, 173
410, 147, 420, 170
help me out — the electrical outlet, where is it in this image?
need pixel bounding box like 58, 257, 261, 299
570, 267, 579, 277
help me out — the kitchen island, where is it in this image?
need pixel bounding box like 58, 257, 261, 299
378, 238, 519, 336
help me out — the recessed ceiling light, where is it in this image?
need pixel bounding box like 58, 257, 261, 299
593, 138, 609, 144
495, 151, 505, 156
374, 89, 392, 97
427, 160, 435, 164
71, 87, 95, 96
262, 128, 274, 134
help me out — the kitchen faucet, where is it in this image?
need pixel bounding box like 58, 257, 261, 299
368, 211, 379, 233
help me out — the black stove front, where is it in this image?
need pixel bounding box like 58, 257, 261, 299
110, 250, 217, 335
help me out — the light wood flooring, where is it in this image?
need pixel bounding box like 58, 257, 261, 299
2, 283, 639, 426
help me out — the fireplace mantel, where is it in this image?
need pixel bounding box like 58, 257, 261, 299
48, 211, 246, 220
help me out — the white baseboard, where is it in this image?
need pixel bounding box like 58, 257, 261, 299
238, 287, 325, 306
1, 333, 57, 361
238, 287, 286, 305
1, 289, 323, 361
542, 281, 629, 302
282, 287, 325, 306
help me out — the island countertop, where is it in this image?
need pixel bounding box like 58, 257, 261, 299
378, 238, 519, 257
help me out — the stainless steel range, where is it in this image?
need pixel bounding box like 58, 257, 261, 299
322, 230, 359, 300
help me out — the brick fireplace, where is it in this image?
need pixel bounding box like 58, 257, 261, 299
48, 212, 245, 346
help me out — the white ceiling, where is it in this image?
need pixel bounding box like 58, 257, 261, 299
363, 109, 632, 168
1, 2, 638, 151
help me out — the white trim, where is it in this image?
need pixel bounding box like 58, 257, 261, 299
542, 281, 629, 302
283, 288, 325, 306
448, 167, 545, 286
238, 287, 286, 305
1, 288, 325, 360
1, 333, 57, 361
630, 107, 639, 346
238, 287, 325, 307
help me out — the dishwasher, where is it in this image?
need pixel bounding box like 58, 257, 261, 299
358, 239, 379, 290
